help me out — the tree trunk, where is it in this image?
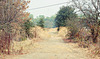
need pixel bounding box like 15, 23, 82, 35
57, 27, 60, 31
7, 34, 11, 55
91, 28, 98, 43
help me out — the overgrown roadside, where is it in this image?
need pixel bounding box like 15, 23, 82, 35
2, 28, 100, 59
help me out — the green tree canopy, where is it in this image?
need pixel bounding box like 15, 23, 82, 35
44, 15, 56, 28
37, 16, 45, 28
24, 19, 34, 37
55, 6, 77, 27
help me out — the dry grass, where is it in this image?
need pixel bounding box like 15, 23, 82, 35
10, 26, 51, 54
30, 26, 51, 39
11, 38, 42, 54
58, 27, 70, 37
1, 27, 100, 59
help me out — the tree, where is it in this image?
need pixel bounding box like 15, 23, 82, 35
55, 6, 77, 29
71, 0, 100, 43
37, 18, 44, 28
44, 15, 56, 28
37, 15, 45, 28
0, 0, 30, 54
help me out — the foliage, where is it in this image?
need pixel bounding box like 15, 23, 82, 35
72, 0, 100, 43
20, 37, 27, 41
23, 19, 34, 38
0, 0, 30, 54
33, 15, 56, 28
66, 20, 79, 38
37, 16, 45, 28
55, 6, 77, 27
44, 15, 56, 28
55, 6, 78, 38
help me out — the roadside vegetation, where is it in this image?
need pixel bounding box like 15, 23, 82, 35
55, 0, 100, 57
0, 0, 31, 55
0, 0, 100, 58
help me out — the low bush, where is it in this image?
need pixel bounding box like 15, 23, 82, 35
0, 31, 12, 55
75, 27, 100, 57
20, 37, 27, 41
66, 20, 79, 39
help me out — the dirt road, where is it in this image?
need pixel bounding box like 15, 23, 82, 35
9, 29, 95, 59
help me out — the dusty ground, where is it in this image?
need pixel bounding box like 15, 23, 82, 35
2, 27, 100, 59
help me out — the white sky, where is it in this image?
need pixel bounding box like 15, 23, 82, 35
27, 0, 70, 18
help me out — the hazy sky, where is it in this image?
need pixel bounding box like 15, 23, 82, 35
27, 0, 70, 18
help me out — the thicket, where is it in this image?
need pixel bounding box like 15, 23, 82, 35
0, 0, 30, 54
71, 0, 100, 56
23, 19, 34, 38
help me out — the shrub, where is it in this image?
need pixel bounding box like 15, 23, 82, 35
0, 31, 12, 54
66, 20, 79, 39
23, 20, 34, 38
20, 37, 27, 41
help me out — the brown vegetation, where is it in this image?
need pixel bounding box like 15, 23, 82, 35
0, 0, 30, 55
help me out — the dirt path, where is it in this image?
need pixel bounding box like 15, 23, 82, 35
5, 28, 98, 59
9, 30, 95, 59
